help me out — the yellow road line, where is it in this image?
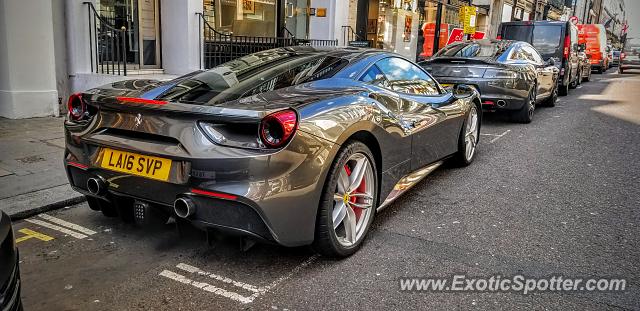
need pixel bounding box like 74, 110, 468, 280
15, 228, 54, 243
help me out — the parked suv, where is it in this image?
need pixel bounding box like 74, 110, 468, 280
498, 21, 580, 96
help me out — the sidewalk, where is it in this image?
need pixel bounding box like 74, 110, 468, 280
0, 116, 84, 218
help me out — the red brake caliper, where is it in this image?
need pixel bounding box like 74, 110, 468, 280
344, 164, 365, 220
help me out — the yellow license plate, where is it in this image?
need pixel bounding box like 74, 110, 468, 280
100, 148, 172, 181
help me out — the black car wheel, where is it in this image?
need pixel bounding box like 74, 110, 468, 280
596, 67, 603, 74
543, 84, 558, 107
313, 141, 378, 257
569, 74, 578, 89
513, 89, 535, 124
451, 105, 479, 167
558, 82, 569, 96
619, 67, 624, 74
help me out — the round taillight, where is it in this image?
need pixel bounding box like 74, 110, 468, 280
259, 109, 298, 148
67, 93, 86, 121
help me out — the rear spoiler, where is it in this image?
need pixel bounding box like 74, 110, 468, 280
424, 57, 496, 65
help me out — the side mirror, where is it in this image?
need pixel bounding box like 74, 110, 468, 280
453, 84, 475, 99
546, 58, 556, 66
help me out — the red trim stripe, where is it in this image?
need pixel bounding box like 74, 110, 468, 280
116, 97, 168, 105
190, 188, 238, 200
67, 161, 89, 170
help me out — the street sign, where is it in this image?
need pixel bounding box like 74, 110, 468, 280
569, 16, 579, 25
459, 6, 477, 35
446, 28, 485, 45
348, 41, 370, 48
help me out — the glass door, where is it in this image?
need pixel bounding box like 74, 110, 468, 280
284, 0, 310, 38
138, 0, 160, 68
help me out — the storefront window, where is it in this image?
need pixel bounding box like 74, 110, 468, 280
369, 0, 419, 59
204, 0, 277, 37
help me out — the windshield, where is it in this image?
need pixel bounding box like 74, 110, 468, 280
434, 41, 511, 58
154, 49, 349, 105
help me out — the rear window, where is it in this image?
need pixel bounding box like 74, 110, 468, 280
155, 50, 349, 105
502, 24, 563, 58
502, 25, 533, 42
435, 41, 510, 58
532, 26, 563, 57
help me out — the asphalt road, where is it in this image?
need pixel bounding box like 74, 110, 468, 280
12, 69, 640, 310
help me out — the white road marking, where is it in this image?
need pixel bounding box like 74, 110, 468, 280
38, 214, 97, 236
161, 254, 319, 304
159, 270, 253, 304
25, 219, 88, 239
246, 254, 319, 301
488, 130, 511, 143
176, 263, 261, 293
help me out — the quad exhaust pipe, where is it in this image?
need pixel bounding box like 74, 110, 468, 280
174, 198, 196, 219
86, 177, 106, 195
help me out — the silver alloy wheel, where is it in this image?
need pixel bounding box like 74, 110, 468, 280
464, 106, 479, 161
332, 153, 375, 247
528, 91, 535, 119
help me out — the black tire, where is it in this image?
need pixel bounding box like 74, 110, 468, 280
542, 84, 558, 107
596, 67, 603, 74
312, 141, 378, 258
619, 68, 624, 74
450, 104, 480, 167
512, 89, 535, 124
86, 196, 118, 217
569, 74, 578, 89
558, 82, 569, 96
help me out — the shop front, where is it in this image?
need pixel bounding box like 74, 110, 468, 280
356, 0, 488, 61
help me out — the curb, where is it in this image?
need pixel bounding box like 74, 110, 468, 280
0, 184, 87, 220
10, 195, 86, 220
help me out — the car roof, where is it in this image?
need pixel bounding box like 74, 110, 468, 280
501, 20, 569, 26
272, 46, 389, 62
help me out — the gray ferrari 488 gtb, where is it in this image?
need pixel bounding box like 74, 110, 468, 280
64, 46, 481, 257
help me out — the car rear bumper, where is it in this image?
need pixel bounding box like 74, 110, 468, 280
435, 77, 529, 111
620, 64, 640, 70
64, 129, 338, 247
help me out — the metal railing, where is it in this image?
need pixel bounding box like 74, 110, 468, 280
197, 13, 337, 69
341, 26, 372, 47
84, 2, 127, 76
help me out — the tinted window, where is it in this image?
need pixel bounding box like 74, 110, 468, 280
435, 41, 511, 58
360, 65, 389, 88
508, 46, 528, 61
374, 57, 440, 96
502, 25, 533, 42
522, 45, 544, 64
532, 26, 563, 58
